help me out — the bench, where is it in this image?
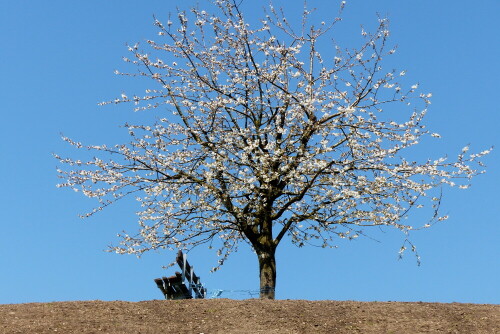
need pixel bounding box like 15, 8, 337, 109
154, 251, 206, 299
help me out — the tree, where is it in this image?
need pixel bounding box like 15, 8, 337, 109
56, 0, 490, 299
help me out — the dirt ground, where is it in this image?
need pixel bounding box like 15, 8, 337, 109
0, 299, 498, 334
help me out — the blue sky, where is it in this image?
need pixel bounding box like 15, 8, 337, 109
1, 0, 498, 304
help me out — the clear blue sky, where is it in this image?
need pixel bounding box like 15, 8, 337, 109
1, 0, 498, 304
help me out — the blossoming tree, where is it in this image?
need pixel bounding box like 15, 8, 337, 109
56, 0, 489, 299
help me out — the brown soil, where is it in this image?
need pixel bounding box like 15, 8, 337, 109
0, 299, 498, 334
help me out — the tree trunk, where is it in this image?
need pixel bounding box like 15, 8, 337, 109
258, 249, 276, 299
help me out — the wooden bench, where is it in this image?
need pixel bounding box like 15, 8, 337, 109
154, 251, 206, 299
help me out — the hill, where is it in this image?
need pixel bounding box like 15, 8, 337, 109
1, 299, 498, 333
